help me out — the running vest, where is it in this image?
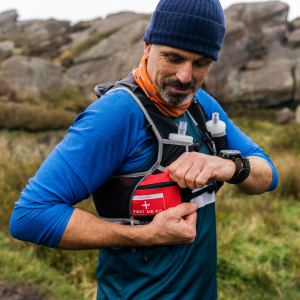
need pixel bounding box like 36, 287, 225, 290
92, 74, 227, 225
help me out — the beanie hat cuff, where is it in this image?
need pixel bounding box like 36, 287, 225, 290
143, 10, 226, 61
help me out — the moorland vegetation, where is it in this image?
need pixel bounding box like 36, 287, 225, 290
0, 110, 299, 300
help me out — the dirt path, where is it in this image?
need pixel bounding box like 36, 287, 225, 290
0, 281, 46, 300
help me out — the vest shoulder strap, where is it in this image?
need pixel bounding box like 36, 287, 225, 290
187, 98, 209, 136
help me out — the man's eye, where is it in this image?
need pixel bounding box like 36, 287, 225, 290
194, 60, 212, 68
194, 62, 206, 68
168, 56, 183, 63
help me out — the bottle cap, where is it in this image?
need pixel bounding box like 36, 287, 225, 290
206, 113, 226, 137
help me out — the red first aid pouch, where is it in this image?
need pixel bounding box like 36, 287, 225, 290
131, 172, 181, 217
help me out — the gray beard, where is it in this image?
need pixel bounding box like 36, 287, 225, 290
160, 88, 193, 106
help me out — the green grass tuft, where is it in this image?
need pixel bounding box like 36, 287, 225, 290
0, 232, 86, 299
0, 87, 93, 131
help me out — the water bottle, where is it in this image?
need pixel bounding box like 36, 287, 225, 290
169, 122, 193, 143
206, 113, 226, 137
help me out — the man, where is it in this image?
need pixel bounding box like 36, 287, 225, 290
10, 0, 278, 299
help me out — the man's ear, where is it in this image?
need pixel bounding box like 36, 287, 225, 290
144, 42, 152, 59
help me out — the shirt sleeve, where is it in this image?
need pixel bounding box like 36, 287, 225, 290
195, 89, 278, 192
9, 90, 151, 248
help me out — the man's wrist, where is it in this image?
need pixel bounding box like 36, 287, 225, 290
128, 223, 156, 247
227, 157, 251, 184
220, 157, 236, 182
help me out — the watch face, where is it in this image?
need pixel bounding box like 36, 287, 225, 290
220, 150, 241, 156
219, 150, 242, 159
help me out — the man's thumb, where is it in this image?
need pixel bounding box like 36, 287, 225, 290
172, 202, 199, 218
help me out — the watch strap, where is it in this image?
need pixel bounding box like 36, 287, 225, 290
227, 157, 251, 184
231, 158, 243, 179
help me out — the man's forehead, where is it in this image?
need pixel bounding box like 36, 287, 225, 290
153, 44, 210, 61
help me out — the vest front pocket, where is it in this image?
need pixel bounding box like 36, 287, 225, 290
132, 172, 181, 217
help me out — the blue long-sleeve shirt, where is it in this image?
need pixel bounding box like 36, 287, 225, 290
9, 88, 278, 248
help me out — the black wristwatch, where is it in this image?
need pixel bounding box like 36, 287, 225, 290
219, 150, 251, 184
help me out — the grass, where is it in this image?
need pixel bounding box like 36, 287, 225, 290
0, 232, 86, 300
0, 111, 300, 299
41, 86, 93, 113
0, 102, 78, 131
228, 109, 300, 154
215, 192, 300, 299
0, 87, 93, 131
0, 130, 98, 299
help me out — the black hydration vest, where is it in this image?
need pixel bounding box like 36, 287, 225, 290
92, 74, 227, 225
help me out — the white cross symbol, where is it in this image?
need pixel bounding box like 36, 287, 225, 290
142, 201, 150, 209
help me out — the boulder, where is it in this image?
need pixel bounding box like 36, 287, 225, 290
0, 56, 74, 101
207, 58, 294, 108
296, 105, 300, 123
0, 10, 18, 34
61, 12, 151, 53
17, 18, 70, 39
294, 63, 300, 101
93, 12, 151, 33
286, 28, 300, 48
75, 19, 148, 64
0, 41, 14, 61
243, 1, 288, 32
277, 108, 295, 124
205, 1, 300, 108
291, 17, 300, 30
67, 20, 149, 96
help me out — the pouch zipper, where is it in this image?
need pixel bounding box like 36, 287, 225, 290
136, 181, 177, 190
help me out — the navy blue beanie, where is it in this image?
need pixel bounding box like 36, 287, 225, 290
143, 0, 226, 61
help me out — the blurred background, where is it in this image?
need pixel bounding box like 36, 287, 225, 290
0, 0, 300, 299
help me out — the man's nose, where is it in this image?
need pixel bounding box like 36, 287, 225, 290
176, 62, 192, 84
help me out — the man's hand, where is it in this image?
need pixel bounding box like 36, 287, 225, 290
164, 152, 235, 189
58, 202, 199, 250
164, 152, 273, 195
145, 202, 199, 246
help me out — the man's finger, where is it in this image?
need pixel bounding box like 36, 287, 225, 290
169, 202, 199, 219
173, 158, 194, 188
184, 158, 205, 189
195, 166, 215, 188
184, 210, 198, 225
167, 152, 190, 180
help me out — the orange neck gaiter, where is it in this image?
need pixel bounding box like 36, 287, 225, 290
133, 56, 192, 117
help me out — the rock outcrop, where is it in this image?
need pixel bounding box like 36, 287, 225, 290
205, 1, 300, 108
0, 10, 18, 35
1, 3, 300, 109
296, 105, 300, 123
277, 107, 295, 124
0, 41, 14, 61
0, 56, 74, 101
66, 19, 150, 97
61, 12, 151, 53
17, 19, 70, 40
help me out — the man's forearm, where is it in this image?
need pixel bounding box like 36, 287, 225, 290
57, 202, 198, 250
237, 156, 273, 195
57, 208, 151, 250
